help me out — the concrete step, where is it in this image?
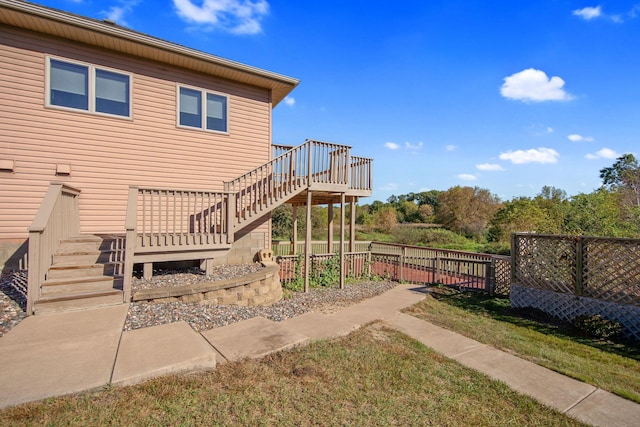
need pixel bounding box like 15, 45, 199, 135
42, 276, 122, 294
34, 290, 124, 315
47, 263, 117, 279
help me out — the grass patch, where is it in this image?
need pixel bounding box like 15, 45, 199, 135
405, 286, 640, 403
0, 323, 585, 426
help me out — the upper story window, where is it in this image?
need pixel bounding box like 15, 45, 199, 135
47, 57, 131, 118
178, 86, 228, 133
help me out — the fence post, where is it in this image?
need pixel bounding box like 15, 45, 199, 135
399, 246, 405, 282
510, 233, 517, 284
486, 258, 496, 295
435, 255, 441, 283
575, 236, 584, 296
366, 251, 372, 278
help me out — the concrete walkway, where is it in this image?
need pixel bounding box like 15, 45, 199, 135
0, 285, 638, 426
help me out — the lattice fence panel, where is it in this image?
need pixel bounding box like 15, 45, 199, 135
494, 256, 511, 296
514, 235, 576, 294
511, 284, 640, 341
582, 238, 640, 306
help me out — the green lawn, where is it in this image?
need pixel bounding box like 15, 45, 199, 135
405, 286, 640, 403
0, 323, 585, 426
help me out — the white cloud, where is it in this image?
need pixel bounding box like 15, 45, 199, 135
573, 6, 602, 20
585, 148, 619, 160
385, 142, 400, 150
568, 134, 594, 142
476, 163, 505, 171
405, 141, 423, 150
457, 174, 478, 181
379, 183, 399, 191
445, 144, 457, 151
499, 147, 559, 164
500, 68, 573, 102
173, 0, 269, 34
284, 96, 295, 107
102, 0, 139, 26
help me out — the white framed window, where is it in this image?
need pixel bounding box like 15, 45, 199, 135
177, 85, 228, 133
46, 57, 132, 118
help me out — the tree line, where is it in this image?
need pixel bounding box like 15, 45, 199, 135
273, 154, 640, 248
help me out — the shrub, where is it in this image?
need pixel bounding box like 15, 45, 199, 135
573, 314, 622, 340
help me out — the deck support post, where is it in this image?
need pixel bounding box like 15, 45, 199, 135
327, 203, 334, 253
304, 192, 312, 292
291, 205, 298, 255
349, 198, 356, 253
340, 193, 345, 289
143, 263, 153, 280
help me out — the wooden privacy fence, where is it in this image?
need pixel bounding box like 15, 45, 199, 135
276, 241, 510, 295
511, 233, 640, 340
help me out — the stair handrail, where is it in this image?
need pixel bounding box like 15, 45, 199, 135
225, 140, 355, 229
27, 182, 81, 314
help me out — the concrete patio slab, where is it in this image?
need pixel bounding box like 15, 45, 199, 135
567, 388, 640, 427
280, 312, 359, 341
0, 304, 128, 408
201, 316, 309, 362
111, 321, 217, 387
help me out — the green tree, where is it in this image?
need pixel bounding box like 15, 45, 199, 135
372, 206, 398, 233
435, 186, 501, 239
599, 154, 640, 208
487, 197, 558, 242
563, 189, 627, 237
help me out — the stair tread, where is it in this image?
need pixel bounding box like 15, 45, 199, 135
60, 235, 103, 242
37, 289, 123, 303
49, 262, 119, 269
43, 275, 122, 286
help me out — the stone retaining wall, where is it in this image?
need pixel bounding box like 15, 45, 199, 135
132, 264, 282, 306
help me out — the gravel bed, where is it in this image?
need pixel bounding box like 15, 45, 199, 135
0, 265, 400, 336
125, 278, 399, 332
0, 270, 28, 337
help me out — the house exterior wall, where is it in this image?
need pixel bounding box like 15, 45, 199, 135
0, 25, 272, 267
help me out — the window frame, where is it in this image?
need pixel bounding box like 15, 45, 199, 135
45, 56, 132, 119
176, 84, 229, 134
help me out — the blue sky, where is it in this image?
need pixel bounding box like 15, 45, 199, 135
34, 0, 640, 203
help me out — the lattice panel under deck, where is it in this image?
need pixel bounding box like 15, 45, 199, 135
511, 284, 640, 341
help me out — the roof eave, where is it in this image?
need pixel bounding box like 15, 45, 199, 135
0, 0, 299, 106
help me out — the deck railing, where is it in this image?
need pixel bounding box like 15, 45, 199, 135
350, 156, 373, 191
272, 240, 372, 256
27, 183, 81, 314
225, 140, 360, 229
123, 186, 234, 300
275, 241, 510, 295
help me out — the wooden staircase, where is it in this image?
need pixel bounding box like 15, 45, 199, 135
28, 141, 373, 314
33, 235, 124, 314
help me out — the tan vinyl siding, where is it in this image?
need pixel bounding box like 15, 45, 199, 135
0, 26, 272, 239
